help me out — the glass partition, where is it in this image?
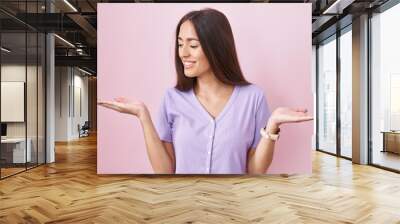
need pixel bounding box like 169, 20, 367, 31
0, 31, 28, 177
0, 1, 46, 179
38, 32, 45, 165
27, 30, 38, 170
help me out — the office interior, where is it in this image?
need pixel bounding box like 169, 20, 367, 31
0, 0, 97, 178
0, 0, 399, 222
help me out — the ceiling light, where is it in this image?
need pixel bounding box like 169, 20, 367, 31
63, 0, 78, 12
322, 0, 355, 15
78, 67, 93, 76
1, 47, 11, 53
54, 34, 75, 48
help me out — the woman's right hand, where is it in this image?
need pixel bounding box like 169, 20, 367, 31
98, 97, 149, 121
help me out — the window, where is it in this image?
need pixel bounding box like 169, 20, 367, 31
370, 2, 400, 171
339, 27, 352, 158
317, 36, 337, 154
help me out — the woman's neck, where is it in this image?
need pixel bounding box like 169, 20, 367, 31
194, 71, 233, 98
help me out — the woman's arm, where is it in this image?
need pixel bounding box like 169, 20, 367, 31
98, 97, 175, 174
247, 122, 279, 174
140, 112, 175, 173
247, 107, 313, 174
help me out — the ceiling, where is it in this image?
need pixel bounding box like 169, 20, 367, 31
0, 0, 393, 75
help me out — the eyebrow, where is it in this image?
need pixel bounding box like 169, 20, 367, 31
178, 37, 199, 41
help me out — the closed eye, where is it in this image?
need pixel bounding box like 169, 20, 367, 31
178, 44, 198, 49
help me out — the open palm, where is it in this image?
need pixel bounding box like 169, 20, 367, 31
98, 97, 148, 119
270, 107, 313, 126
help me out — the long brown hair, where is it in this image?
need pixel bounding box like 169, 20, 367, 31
175, 8, 250, 91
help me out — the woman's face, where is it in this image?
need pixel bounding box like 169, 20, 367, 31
178, 20, 211, 78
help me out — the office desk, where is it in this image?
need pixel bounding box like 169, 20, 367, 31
381, 131, 400, 154
1, 138, 32, 163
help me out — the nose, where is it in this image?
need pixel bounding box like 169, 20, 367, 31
180, 44, 190, 57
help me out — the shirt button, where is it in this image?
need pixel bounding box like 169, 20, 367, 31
208, 151, 211, 155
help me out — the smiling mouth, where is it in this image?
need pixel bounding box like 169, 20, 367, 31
183, 61, 195, 69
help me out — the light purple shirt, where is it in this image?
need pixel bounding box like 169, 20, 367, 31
155, 84, 270, 174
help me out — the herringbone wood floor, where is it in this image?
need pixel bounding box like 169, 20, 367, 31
0, 134, 399, 224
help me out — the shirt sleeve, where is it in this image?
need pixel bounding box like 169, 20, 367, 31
251, 94, 271, 149
155, 92, 173, 143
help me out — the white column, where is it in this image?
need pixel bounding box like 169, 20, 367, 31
46, 1, 55, 163
352, 14, 369, 164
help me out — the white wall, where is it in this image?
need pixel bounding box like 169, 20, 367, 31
55, 67, 89, 141
1, 65, 26, 133
1, 65, 42, 137
55, 66, 69, 141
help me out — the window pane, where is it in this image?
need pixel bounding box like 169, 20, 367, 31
318, 37, 337, 154
27, 31, 38, 169
38, 32, 45, 165
371, 3, 400, 171
340, 28, 352, 158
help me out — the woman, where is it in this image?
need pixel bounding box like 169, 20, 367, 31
98, 8, 313, 174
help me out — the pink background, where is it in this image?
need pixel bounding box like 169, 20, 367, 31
97, 3, 312, 174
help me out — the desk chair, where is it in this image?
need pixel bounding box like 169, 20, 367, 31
78, 121, 90, 138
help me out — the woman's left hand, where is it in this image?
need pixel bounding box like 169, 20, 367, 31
267, 107, 313, 131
